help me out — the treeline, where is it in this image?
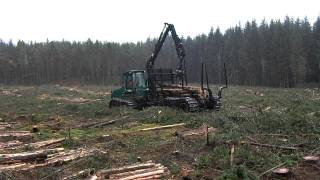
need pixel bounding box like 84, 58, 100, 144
0, 16, 319, 87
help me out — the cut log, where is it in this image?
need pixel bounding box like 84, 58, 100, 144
99, 163, 156, 177
139, 123, 185, 132
272, 167, 290, 176
0, 163, 26, 171
0, 148, 95, 171
98, 162, 169, 180
0, 148, 64, 164
303, 156, 319, 163
109, 164, 164, 179
119, 169, 165, 180
21, 148, 95, 171
0, 152, 47, 164
0, 131, 33, 142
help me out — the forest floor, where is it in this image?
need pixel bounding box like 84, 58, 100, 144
0, 84, 319, 179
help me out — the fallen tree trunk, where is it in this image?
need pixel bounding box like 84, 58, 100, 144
109, 165, 163, 179
138, 123, 185, 132
0, 148, 96, 172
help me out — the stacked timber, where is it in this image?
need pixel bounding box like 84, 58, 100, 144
0, 148, 64, 165
97, 161, 169, 180
0, 148, 97, 171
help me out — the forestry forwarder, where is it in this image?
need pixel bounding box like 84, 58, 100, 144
109, 23, 227, 112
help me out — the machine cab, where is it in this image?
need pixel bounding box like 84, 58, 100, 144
110, 70, 147, 108
122, 70, 146, 91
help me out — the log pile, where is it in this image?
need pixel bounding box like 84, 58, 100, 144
0, 148, 64, 165
96, 161, 169, 180
0, 148, 96, 171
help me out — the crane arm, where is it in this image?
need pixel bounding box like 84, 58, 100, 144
146, 23, 186, 72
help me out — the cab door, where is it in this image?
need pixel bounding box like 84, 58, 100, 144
123, 71, 147, 102
122, 72, 135, 100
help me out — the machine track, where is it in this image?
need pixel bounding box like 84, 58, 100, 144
184, 97, 199, 112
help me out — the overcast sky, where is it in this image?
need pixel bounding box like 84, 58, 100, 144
1, 0, 320, 43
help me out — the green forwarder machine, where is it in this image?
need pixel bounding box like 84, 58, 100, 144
110, 23, 227, 112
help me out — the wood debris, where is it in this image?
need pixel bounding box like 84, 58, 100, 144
97, 161, 169, 180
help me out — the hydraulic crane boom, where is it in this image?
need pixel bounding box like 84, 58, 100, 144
146, 23, 187, 85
